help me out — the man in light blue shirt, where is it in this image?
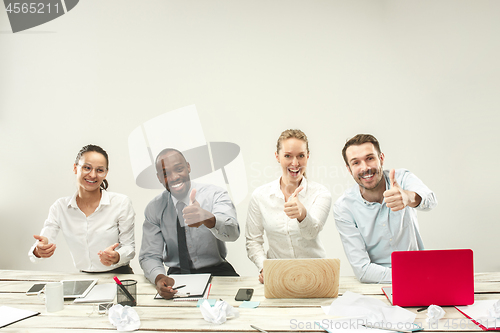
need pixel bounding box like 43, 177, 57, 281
139, 148, 240, 299
333, 134, 437, 283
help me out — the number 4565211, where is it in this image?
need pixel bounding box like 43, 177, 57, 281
5, 3, 60, 14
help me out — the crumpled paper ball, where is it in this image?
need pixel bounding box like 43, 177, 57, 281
108, 304, 141, 331
489, 300, 500, 319
426, 305, 445, 324
200, 299, 239, 325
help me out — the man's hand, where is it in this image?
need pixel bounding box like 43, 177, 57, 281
383, 169, 421, 211
259, 269, 264, 284
183, 189, 216, 228
155, 274, 177, 300
284, 186, 306, 222
98, 243, 120, 266
33, 235, 56, 258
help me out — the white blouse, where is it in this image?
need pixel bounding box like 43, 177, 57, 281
245, 177, 332, 271
29, 190, 135, 272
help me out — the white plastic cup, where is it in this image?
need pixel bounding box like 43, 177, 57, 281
38, 282, 64, 312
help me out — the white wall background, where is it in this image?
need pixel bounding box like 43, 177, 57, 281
1, 0, 499, 278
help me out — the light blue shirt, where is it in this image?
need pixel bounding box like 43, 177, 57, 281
333, 169, 437, 284
139, 182, 240, 284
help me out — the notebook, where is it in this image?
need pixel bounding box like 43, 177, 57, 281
154, 273, 212, 301
382, 249, 474, 307
263, 258, 340, 298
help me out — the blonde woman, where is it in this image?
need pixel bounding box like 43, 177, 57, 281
246, 129, 332, 283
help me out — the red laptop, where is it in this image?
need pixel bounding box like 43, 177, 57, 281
382, 249, 474, 307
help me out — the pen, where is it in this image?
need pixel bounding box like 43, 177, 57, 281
113, 276, 137, 306
417, 307, 428, 312
250, 325, 269, 333
173, 285, 186, 290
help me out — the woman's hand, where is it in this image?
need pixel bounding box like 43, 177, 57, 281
98, 243, 120, 266
33, 235, 56, 258
259, 269, 264, 284
284, 186, 306, 222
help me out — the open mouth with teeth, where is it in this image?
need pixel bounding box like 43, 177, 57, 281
288, 167, 302, 177
360, 171, 376, 181
169, 182, 185, 191
85, 179, 97, 184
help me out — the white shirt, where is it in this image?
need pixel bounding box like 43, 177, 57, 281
245, 177, 332, 271
29, 190, 135, 272
333, 169, 437, 283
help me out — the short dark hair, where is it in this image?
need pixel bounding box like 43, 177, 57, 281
75, 144, 109, 190
155, 148, 186, 174
342, 134, 382, 166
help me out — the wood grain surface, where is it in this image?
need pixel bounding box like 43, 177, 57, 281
1, 269, 498, 332
263, 258, 340, 298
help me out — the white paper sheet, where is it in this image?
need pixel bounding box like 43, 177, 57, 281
154, 273, 211, 299
0, 306, 39, 328
322, 291, 416, 325
456, 300, 500, 329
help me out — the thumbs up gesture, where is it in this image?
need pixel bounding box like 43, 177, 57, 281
383, 169, 411, 211
33, 235, 56, 258
183, 189, 216, 228
98, 243, 120, 266
284, 186, 306, 221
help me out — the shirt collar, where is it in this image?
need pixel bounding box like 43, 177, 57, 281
69, 192, 79, 208
170, 182, 193, 207
356, 170, 388, 206
271, 177, 308, 199
68, 190, 109, 208
100, 190, 110, 205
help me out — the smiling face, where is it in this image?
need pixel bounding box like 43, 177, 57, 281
73, 151, 108, 193
156, 150, 191, 200
275, 138, 309, 185
345, 142, 385, 191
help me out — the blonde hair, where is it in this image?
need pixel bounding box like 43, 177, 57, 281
276, 129, 309, 154
276, 129, 309, 178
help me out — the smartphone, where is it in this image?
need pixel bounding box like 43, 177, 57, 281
235, 288, 254, 301
26, 283, 46, 295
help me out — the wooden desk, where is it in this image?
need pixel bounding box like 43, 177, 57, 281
1, 270, 498, 332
